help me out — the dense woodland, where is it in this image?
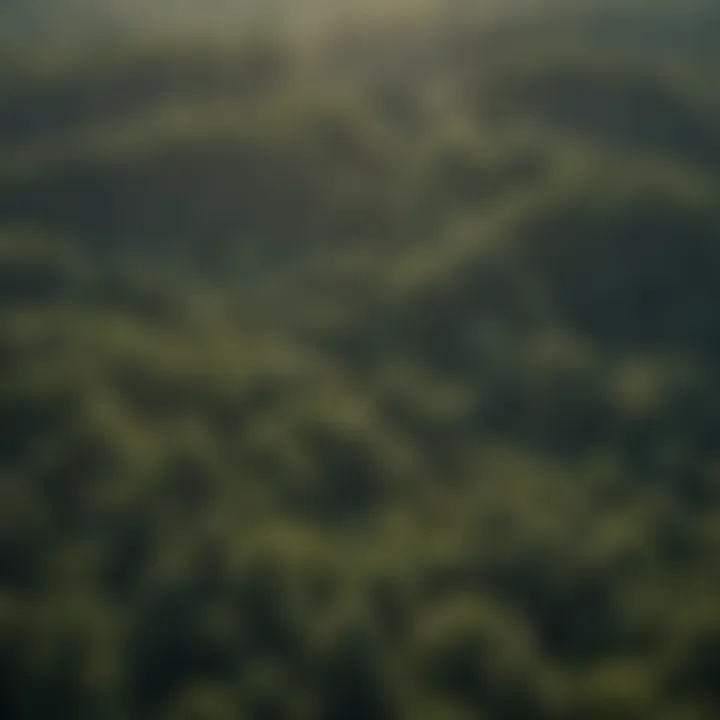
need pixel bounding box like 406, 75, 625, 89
1, 1, 720, 718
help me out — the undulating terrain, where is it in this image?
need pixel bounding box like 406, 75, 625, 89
1, 1, 720, 718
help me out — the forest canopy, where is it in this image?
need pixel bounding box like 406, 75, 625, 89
1, 1, 720, 718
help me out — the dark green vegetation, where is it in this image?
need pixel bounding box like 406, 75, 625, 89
2, 2, 720, 718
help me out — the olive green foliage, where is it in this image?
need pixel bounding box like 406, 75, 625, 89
1, 3, 720, 718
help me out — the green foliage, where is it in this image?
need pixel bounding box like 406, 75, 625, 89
1, 2, 720, 718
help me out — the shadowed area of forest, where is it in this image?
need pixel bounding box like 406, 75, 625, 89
1, 1, 720, 718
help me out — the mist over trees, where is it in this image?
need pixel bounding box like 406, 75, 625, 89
1, 1, 720, 718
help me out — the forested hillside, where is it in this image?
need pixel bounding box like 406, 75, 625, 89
1, 2, 720, 718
